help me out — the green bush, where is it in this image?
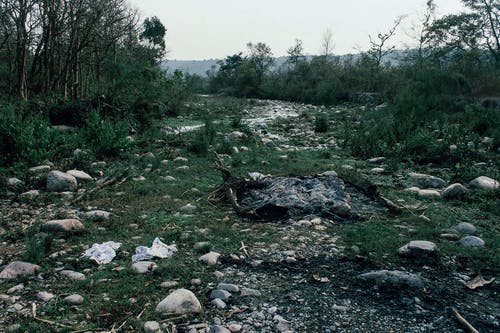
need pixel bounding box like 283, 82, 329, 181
0, 104, 75, 167
80, 111, 132, 158
314, 114, 329, 133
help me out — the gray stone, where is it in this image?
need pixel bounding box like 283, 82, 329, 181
160, 281, 179, 289
358, 270, 424, 289
210, 325, 231, 333
217, 283, 240, 292
0, 261, 40, 280
36, 291, 55, 302
64, 294, 84, 305
227, 324, 242, 332
84, 210, 112, 222
318, 170, 338, 177
7, 178, 23, 189
143, 321, 161, 333
194, 241, 211, 251
228, 131, 246, 141
66, 170, 93, 182
29, 165, 51, 174
240, 287, 262, 297
155, 289, 202, 314
19, 190, 39, 201
180, 203, 197, 212
417, 189, 441, 199
442, 183, 468, 199
469, 176, 499, 190
199, 252, 221, 266
371, 167, 385, 174
41, 219, 85, 233
455, 222, 476, 234
47, 171, 78, 192
368, 157, 386, 164
459, 236, 485, 248
409, 172, 446, 188
7, 284, 24, 294
60, 270, 85, 281
210, 289, 231, 301
132, 261, 158, 274
398, 241, 439, 259
211, 298, 227, 309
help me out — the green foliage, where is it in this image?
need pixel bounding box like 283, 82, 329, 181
80, 111, 131, 159
23, 232, 52, 265
188, 116, 216, 157
0, 104, 75, 167
314, 114, 329, 133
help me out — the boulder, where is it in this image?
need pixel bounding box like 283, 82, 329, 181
155, 289, 202, 314
442, 183, 468, 199
66, 170, 93, 182
459, 236, 485, 248
398, 240, 439, 259
409, 172, 446, 188
469, 176, 499, 190
0, 261, 40, 280
455, 222, 476, 234
41, 219, 84, 233
47, 171, 77, 192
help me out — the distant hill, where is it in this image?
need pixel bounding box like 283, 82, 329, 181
160, 59, 220, 76
161, 50, 412, 77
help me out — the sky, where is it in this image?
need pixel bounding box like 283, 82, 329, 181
128, 0, 466, 60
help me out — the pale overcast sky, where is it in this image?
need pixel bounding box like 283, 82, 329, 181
129, 0, 466, 60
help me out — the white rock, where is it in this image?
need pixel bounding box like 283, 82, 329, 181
36, 291, 55, 302
7, 178, 23, 188
131, 261, 158, 274
143, 321, 161, 333
64, 294, 84, 305
84, 210, 112, 222
60, 270, 85, 281
160, 281, 179, 288
469, 176, 499, 190
42, 219, 85, 233
66, 170, 93, 182
199, 252, 220, 266
47, 171, 78, 192
0, 261, 40, 280
417, 189, 441, 199
155, 289, 202, 314
371, 167, 385, 174
319, 170, 338, 177
180, 203, 197, 212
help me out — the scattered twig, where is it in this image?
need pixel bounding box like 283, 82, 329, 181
136, 304, 149, 319
34, 317, 71, 328
240, 241, 249, 257
73, 177, 128, 203
226, 306, 249, 318
452, 307, 480, 333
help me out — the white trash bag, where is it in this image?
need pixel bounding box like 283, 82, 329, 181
83, 241, 122, 265
132, 237, 177, 263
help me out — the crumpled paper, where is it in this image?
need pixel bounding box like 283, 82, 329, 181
132, 237, 177, 262
83, 241, 122, 265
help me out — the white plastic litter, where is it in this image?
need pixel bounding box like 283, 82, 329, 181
83, 241, 121, 265
132, 237, 177, 263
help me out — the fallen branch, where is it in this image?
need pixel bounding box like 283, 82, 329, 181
73, 177, 128, 203
452, 307, 480, 333
240, 241, 249, 257
34, 317, 71, 328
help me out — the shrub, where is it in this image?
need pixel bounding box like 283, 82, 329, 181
80, 111, 131, 158
314, 114, 329, 133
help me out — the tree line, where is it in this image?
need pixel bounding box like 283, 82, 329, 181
0, 0, 166, 101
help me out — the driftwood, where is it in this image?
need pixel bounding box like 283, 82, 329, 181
209, 153, 259, 219
452, 307, 480, 333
